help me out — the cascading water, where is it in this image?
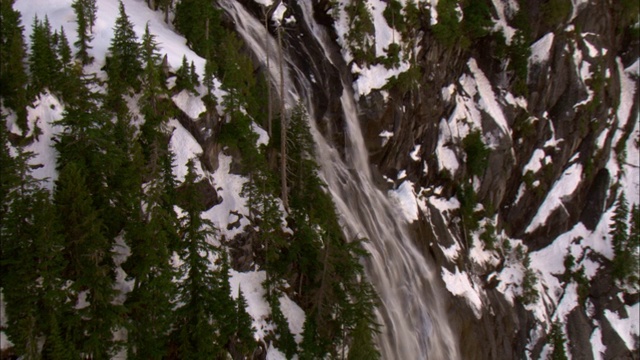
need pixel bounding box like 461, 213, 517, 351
219, 1, 460, 358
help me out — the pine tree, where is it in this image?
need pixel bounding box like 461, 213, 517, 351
107, 1, 142, 89
174, 0, 224, 61
299, 315, 326, 359
0, 0, 29, 129
174, 159, 224, 359
234, 288, 256, 356
72, 0, 93, 65
190, 60, 200, 88
269, 293, 297, 359
175, 55, 195, 93
54, 163, 121, 359
29, 15, 60, 95
611, 193, 630, 281
548, 321, 568, 360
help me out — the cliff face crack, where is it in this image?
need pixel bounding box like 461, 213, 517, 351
219, 1, 460, 358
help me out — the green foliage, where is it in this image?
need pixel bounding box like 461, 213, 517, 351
521, 252, 539, 304
480, 222, 497, 250
462, 130, 490, 178
548, 321, 568, 360
29, 16, 60, 96
105, 1, 142, 113
269, 293, 297, 359
457, 183, 479, 233
610, 193, 639, 289
432, 0, 466, 48
72, 0, 94, 65
508, 10, 532, 96
174, 159, 226, 359
299, 315, 327, 359
234, 289, 256, 356
383, 0, 405, 34
345, 0, 376, 64
0, 0, 29, 129
174, 0, 224, 62
54, 162, 122, 359
541, 0, 572, 27
461, 0, 492, 40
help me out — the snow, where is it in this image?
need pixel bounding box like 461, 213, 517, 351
252, 122, 270, 147
604, 303, 640, 351
172, 90, 206, 120
252, 0, 274, 6
379, 130, 394, 146
526, 163, 583, 233
271, 2, 287, 25
168, 119, 205, 183
23, 92, 65, 189
204, 153, 250, 240
583, 38, 600, 58
389, 180, 419, 222
410, 144, 422, 161
15, 0, 207, 80
425, 195, 460, 214
615, 58, 637, 136
590, 325, 606, 359
441, 266, 483, 318
523, 148, 546, 174
468, 58, 511, 138
353, 62, 411, 97
266, 343, 287, 360
554, 282, 578, 322
229, 270, 271, 340
491, 0, 517, 44
495, 260, 524, 304
0, 291, 12, 350
529, 33, 555, 64
278, 295, 305, 343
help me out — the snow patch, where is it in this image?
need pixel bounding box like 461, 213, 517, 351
389, 181, 419, 222
168, 119, 204, 183
441, 267, 483, 318
172, 90, 206, 120
604, 303, 640, 351
526, 163, 583, 233
530, 33, 555, 64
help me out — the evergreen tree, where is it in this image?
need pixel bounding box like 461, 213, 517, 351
0, 0, 29, 129
548, 321, 568, 360
234, 288, 256, 356
72, 0, 93, 65
175, 55, 195, 93
190, 60, 200, 88
268, 293, 297, 359
107, 1, 142, 89
174, 159, 224, 359
54, 163, 121, 359
174, 0, 224, 61
299, 315, 326, 359
611, 193, 630, 281
1, 147, 69, 359
29, 15, 60, 95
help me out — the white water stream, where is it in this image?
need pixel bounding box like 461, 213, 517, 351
219, 1, 459, 358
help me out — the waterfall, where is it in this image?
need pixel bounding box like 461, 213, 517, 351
219, 1, 460, 358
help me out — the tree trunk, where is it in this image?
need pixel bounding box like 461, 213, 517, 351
278, 27, 288, 211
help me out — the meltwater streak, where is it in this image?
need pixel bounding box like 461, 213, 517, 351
220, 1, 459, 358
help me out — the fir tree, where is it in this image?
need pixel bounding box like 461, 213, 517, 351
299, 315, 326, 359
269, 293, 297, 359
1, 145, 77, 359
175, 55, 195, 93
29, 15, 60, 95
54, 163, 121, 359
107, 1, 142, 89
174, 159, 224, 359
234, 288, 256, 356
611, 193, 630, 281
548, 321, 568, 360
0, 0, 29, 129
72, 0, 93, 65
174, 0, 224, 61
